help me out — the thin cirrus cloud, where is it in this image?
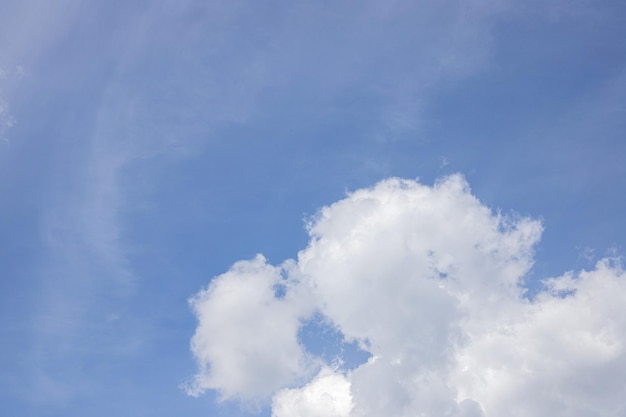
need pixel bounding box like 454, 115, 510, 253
188, 174, 626, 417
0, 67, 19, 143
0, 0, 511, 405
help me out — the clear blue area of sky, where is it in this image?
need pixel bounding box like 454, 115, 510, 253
1, 1, 625, 416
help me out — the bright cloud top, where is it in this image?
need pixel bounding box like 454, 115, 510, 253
188, 175, 626, 417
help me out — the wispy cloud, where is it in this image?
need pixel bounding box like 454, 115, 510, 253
0, 66, 21, 144
3, 0, 622, 413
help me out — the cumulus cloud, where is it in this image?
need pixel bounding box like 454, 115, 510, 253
188, 174, 626, 416
187, 256, 318, 403
272, 368, 353, 417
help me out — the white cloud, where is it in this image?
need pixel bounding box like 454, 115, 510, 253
189, 174, 626, 416
455, 259, 626, 417
187, 255, 318, 404
272, 368, 353, 417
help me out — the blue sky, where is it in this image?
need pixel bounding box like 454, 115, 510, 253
1, 1, 626, 416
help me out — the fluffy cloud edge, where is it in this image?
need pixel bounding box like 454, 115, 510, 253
187, 175, 626, 417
